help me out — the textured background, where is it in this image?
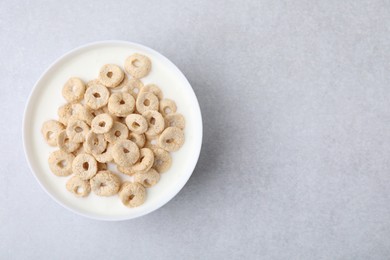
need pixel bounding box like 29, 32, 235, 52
2, 0, 390, 259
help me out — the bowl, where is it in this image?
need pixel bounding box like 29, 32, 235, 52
23, 41, 202, 221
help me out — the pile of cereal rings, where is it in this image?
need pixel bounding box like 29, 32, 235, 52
41, 53, 185, 208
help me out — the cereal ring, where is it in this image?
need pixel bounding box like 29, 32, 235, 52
58, 103, 88, 125
41, 120, 64, 146
98, 64, 124, 88
104, 122, 129, 143
134, 168, 160, 188
48, 150, 75, 177
159, 99, 177, 117
121, 76, 143, 98
158, 127, 184, 152
112, 140, 140, 166
125, 114, 148, 134
93, 143, 113, 163
84, 131, 107, 155
108, 92, 135, 117
117, 148, 154, 175
62, 77, 85, 103
144, 135, 159, 150
165, 113, 185, 130
84, 83, 110, 109
130, 148, 154, 173
66, 119, 90, 143
90, 171, 121, 196
72, 153, 98, 180
70, 104, 94, 125
91, 113, 113, 134
139, 84, 163, 100
128, 133, 146, 148
57, 130, 81, 153
66, 176, 91, 197
136, 92, 159, 114
143, 110, 165, 136
119, 182, 146, 208
58, 103, 91, 125
124, 53, 151, 79
152, 148, 172, 173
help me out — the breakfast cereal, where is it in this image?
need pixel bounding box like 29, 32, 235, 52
84, 83, 109, 109
124, 53, 151, 79
83, 131, 107, 155
159, 99, 177, 117
72, 153, 98, 180
152, 148, 172, 173
142, 110, 165, 136
107, 92, 135, 117
66, 175, 91, 197
57, 130, 81, 153
66, 119, 90, 143
165, 113, 185, 129
125, 114, 148, 134
91, 113, 113, 134
62, 77, 85, 103
119, 182, 146, 207
104, 122, 129, 143
134, 168, 160, 188
42, 53, 186, 208
135, 92, 159, 114
158, 127, 184, 152
98, 64, 124, 88
111, 140, 140, 166
41, 120, 65, 146
121, 77, 143, 98
90, 171, 120, 196
48, 150, 75, 176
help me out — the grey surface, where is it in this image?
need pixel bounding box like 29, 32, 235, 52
1, 0, 390, 259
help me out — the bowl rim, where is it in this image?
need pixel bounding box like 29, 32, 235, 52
22, 40, 203, 221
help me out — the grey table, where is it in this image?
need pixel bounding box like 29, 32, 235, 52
2, 0, 390, 259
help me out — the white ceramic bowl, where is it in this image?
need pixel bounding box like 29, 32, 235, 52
23, 41, 202, 221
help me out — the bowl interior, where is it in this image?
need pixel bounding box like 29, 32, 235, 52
23, 41, 202, 220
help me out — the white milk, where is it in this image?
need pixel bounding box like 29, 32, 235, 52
25, 42, 202, 219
